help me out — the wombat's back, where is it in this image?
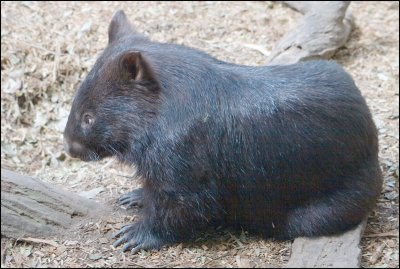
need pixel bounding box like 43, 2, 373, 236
140, 56, 381, 238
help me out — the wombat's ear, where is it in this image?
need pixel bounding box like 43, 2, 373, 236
108, 10, 134, 44
119, 51, 156, 82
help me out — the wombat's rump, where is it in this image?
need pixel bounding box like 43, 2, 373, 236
64, 10, 382, 253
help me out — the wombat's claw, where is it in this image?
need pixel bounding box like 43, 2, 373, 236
113, 227, 137, 250
112, 223, 165, 254
117, 188, 143, 208
112, 224, 135, 239
122, 239, 158, 254
130, 245, 142, 254
122, 240, 139, 252
113, 224, 142, 252
113, 236, 128, 248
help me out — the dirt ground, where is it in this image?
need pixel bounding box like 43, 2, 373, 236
1, 1, 398, 268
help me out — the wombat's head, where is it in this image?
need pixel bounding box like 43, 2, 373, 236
64, 10, 159, 161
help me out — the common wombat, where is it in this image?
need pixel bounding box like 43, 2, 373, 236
64, 10, 382, 253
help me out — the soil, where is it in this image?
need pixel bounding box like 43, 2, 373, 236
1, 1, 398, 268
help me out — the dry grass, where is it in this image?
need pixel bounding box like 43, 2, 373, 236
1, 1, 398, 268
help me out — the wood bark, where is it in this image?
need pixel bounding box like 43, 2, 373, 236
286, 222, 367, 268
268, 1, 353, 65
1, 169, 108, 239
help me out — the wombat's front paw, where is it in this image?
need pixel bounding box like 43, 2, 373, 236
112, 222, 166, 254
118, 188, 143, 208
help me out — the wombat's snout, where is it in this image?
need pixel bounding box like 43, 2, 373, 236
63, 137, 84, 159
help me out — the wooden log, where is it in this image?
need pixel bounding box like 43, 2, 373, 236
286, 221, 367, 268
1, 169, 109, 239
268, 1, 353, 65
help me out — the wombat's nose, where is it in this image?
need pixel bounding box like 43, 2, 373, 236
64, 139, 83, 158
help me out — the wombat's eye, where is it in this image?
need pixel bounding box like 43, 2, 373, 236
82, 113, 95, 128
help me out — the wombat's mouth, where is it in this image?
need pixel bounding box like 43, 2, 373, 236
78, 148, 112, 162
78, 153, 102, 162
66, 150, 103, 162
64, 140, 111, 162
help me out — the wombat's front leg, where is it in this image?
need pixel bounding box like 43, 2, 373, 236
112, 220, 167, 254
117, 188, 143, 208
113, 188, 217, 253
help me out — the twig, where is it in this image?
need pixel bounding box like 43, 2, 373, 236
240, 43, 270, 57
17, 237, 59, 247
203, 253, 231, 266
364, 231, 399, 238
369, 243, 385, 264
17, 40, 57, 55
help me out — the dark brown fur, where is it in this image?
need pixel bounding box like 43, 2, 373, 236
64, 10, 382, 253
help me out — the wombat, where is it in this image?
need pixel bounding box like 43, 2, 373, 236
63, 10, 382, 253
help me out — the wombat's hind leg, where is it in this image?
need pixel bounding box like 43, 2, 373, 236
118, 188, 143, 208
281, 160, 382, 239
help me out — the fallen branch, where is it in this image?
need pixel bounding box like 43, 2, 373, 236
1, 169, 110, 239
286, 221, 367, 268
268, 1, 353, 65
364, 231, 399, 238
16, 237, 59, 247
